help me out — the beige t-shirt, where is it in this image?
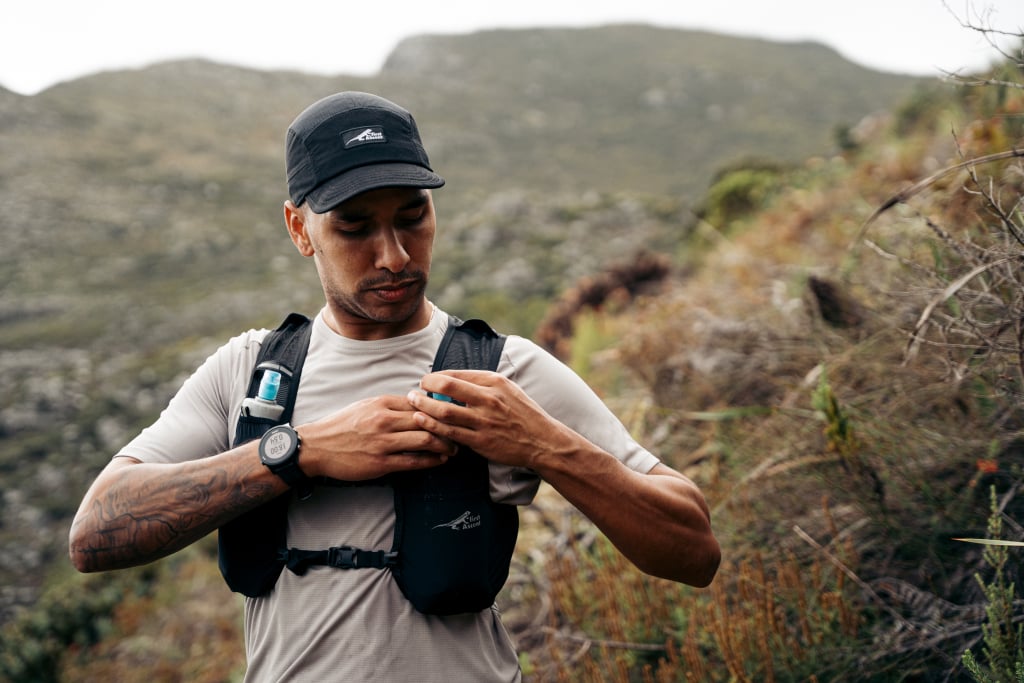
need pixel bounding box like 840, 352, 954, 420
119, 305, 659, 682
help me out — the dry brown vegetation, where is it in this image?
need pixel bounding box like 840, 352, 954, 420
501, 48, 1024, 681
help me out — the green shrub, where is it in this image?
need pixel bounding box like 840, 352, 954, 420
0, 566, 156, 683
962, 487, 1024, 683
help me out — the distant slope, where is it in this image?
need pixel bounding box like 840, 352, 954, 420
383, 25, 922, 200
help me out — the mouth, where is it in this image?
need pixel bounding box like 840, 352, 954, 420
368, 279, 421, 302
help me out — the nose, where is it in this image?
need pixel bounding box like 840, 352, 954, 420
374, 226, 411, 273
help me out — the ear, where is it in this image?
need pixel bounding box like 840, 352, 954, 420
284, 201, 315, 257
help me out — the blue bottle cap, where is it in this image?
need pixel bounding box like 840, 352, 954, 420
258, 370, 282, 402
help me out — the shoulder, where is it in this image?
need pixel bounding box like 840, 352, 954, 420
200, 327, 273, 376
497, 335, 595, 407
499, 335, 566, 378
498, 334, 660, 473
178, 326, 276, 405
115, 326, 275, 463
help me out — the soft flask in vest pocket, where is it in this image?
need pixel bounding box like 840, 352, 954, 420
391, 452, 519, 615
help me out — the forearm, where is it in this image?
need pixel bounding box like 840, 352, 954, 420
69, 443, 286, 573
534, 428, 720, 586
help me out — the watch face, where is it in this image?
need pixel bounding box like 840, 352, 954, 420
261, 426, 298, 466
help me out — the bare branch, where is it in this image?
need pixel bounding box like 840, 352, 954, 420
849, 148, 1024, 252
941, 0, 1024, 67
903, 257, 1016, 364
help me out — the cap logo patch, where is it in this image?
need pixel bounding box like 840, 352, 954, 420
342, 126, 386, 148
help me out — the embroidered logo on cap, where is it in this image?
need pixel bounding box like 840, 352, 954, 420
342, 126, 386, 148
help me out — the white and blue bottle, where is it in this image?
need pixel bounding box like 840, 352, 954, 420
242, 370, 285, 420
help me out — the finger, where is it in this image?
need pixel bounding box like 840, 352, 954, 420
417, 372, 495, 406
373, 394, 426, 416
408, 405, 476, 446
433, 369, 500, 383
379, 427, 458, 456
356, 396, 437, 432
406, 389, 472, 427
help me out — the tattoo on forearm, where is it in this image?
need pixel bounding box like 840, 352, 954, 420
74, 461, 278, 572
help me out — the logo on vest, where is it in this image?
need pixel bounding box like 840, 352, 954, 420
432, 510, 482, 531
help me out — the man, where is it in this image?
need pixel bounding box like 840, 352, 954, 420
69, 91, 720, 681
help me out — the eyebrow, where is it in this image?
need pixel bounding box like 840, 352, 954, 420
331, 190, 429, 222
396, 191, 430, 212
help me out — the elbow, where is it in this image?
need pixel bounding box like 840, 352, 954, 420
687, 536, 722, 588
68, 529, 96, 574
68, 516, 108, 574
69, 550, 93, 574
648, 531, 721, 588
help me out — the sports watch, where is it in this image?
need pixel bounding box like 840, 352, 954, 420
258, 424, 313, 499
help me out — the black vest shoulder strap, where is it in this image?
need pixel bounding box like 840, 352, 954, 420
217, 313, 312, 597
432, 316, 506, 374
232, 312, 312, 445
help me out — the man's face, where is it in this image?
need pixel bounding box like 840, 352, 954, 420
285, 187, 436, 339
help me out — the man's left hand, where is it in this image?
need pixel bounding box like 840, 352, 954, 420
408, 370, 571, 469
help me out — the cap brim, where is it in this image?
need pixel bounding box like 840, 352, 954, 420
305, 163, 445, 213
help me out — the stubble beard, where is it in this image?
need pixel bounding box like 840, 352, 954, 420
326, 270, 429, 326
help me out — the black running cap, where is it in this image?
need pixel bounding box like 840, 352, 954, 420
285, 92, 444, 213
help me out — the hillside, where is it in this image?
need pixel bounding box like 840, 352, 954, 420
384, 25, 920, 200
0, 26, 921, 352
0, 21, 985, 682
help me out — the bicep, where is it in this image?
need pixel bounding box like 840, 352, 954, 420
500, 336, 660, 473
118, 331, 262, 464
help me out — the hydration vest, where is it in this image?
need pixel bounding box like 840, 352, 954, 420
217, 313, 520, 616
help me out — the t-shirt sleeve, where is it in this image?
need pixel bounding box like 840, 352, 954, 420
116, 329, 267, 464
489, 335, 661, 504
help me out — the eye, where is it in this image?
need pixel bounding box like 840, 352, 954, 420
396, 207, 427, 228
328, 215, 370, 236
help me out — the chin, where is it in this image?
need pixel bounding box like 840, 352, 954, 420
361, 296, 427, 325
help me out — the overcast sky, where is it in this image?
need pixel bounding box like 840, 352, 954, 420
3, 0, 1022, 95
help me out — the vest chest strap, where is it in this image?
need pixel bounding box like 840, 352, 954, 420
278, 546, 399, 575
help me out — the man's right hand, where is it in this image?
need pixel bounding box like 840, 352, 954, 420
296, 394, 457, 482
